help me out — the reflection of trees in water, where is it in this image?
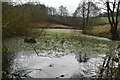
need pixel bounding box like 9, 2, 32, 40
75, 53, 89, 63
99, 44, 120, 78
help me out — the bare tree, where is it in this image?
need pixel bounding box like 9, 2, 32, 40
74, 2, 100, 30
59, 5, 69, 17
106, 0, 120, 40
48, 7, 57, 16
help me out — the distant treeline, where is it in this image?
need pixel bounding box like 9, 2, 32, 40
2, 2, 119, 38
2, 2, 83, 28
2, 2, 106, 28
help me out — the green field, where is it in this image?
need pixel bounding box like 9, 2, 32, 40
100, 17, 120, 24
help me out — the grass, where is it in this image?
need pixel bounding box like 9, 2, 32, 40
3, 17, 120, 55
31, 17, 120, 41
84, 23, 120, 39
2, 28, 118, 75
3, 29, 117, 55
100, 17, 109, 23
100, 17, 120, 24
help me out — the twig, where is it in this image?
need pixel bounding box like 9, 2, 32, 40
30, 44, 39, 56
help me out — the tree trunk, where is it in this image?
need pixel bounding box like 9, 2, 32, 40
82, 2, 85, 30
106, 1, 119, 40
86, 2, 90, 27
111, 26, 119, 40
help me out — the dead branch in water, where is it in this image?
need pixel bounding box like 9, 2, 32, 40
99, 44, 120, 79
30, 44, 39, 56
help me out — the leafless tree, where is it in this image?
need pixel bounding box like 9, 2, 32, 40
74, 2, 100, 30
59, 5, 69, 17
106, 0, 120, 40
48, 7, 57, 16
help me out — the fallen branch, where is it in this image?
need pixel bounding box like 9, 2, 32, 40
30, 44, 39, 56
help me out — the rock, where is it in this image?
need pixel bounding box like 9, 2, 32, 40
75, 53, 89, 63
24, 38, 37, 43
60, 74, 65, 77
56, 77, 59, 79
49, 64, 53, 67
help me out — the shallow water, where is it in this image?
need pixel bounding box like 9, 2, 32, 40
10, 50, 105, 78
43, 29, 111, 41
3, 29, 117, 78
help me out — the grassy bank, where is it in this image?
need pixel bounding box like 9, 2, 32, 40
83, 23, 120, 40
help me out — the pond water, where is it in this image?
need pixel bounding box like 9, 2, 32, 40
3, 29, 117, 78
11, 50, 105, 78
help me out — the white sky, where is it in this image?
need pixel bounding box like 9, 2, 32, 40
12, 0, 96, 15
11, 0, 118, 15
37, 0, 81, 15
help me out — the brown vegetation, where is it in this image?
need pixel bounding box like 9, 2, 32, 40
84, 23, 120, 39
31, 23, 79, 29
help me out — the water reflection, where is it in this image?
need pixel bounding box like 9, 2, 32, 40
9, 50, 104, 78
75, 53, 89, 63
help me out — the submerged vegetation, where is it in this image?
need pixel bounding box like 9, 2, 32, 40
3, 29, 117, 54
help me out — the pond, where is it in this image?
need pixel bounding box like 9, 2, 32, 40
3, 29, 117, 78
11, 50, 104, 78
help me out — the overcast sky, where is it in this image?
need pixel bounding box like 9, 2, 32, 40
36, 0, 81, 15
12, 0, 90, 15
11, 0, 112, 15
